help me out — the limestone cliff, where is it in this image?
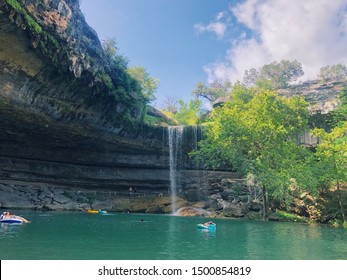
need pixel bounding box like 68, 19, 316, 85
277, 79, 345, 113
0, 0, 171, 193
0, 0, 146, 125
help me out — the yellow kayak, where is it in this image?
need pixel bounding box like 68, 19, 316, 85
86, 209, 108, 214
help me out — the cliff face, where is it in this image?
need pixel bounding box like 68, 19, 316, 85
277, 79, 345, 113
0, 0, 146, 125
0, 0, 172, 192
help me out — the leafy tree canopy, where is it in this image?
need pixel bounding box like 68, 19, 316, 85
313, 121, 347, 222
325, 87, 347, 128
318, 64, 347, 82
243, 60, 304, 89
313, 121, 347, 184
102, 38, 129, 70
162, 99, 205, 126
127, 66, 160, 103
193, 85, 316, 216
192, 80, 232, 102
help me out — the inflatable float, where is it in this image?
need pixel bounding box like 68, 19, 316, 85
196, 223, 216, 231
0, 212, 29, 223
87, 209, 107, 214
0, 217, 24, 224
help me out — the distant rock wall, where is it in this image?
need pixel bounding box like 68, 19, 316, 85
277, 79, 345, 113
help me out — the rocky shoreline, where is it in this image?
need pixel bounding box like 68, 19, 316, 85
1, 180, 345, 227
0, 180, 263, 218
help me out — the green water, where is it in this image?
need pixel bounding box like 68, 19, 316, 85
0, 210, 346, 260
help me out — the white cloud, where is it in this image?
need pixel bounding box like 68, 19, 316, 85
231, 0, 259, 30
195, 22, 227, 40
204, 0, 347, 83
216, 11, 226, 21
194, 11, 230, 39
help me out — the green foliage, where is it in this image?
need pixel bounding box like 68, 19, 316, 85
95, 72, 114, 91
102, 38, 119, 59
5, 0, 66, 70
329, 219, 347, 228
6, 0, 21, 10
194, 85, 317, 215
313, 122, 347, 187
163, 99, 204, 125
274, 210, 308, 223
243, 60, 304, 89
100, 38, 152, 112
313, 122, 347, 222
326, 87, 347, 128
143, 113, 177, 127
102, 38, 130, 70
7, 0, 42, 34
193, 80, 232, 102
177, 99, 204, 125
127, 66, 159, 103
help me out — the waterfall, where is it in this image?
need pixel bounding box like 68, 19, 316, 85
168, 126, 183, 214
168, 125, 204, 214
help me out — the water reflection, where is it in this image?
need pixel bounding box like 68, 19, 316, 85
196, 228, 216, 239
0, 223, 24, 239
166, 214, 176, 259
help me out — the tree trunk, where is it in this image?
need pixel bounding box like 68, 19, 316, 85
336, 181, 346, 223
262, 185, 268, 220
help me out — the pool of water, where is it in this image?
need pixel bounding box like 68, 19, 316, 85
0, 210, 346, 260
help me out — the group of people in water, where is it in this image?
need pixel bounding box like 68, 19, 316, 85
0, 211, 30, 223
0, 209, 214, 226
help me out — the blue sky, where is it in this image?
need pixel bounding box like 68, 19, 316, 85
80, 0, 347, 108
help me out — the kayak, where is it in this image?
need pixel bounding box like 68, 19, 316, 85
86, 209, 107, 214
196, 223, 216, 231
0, 217, 23, 224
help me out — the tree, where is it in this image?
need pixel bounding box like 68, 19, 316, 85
127, 66, 160, 103
102, 38, 129, 70
160, 95, 178, 113
171, 99, 204, 125
326, 87, 347, 128
318, 64, 347, 82
243, 68, 260, 88
102, 38, 118, 59
313, 121, 347, 223
194, 85, 315, 219
192, 80, 232, 102
243, 60, 304, 89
